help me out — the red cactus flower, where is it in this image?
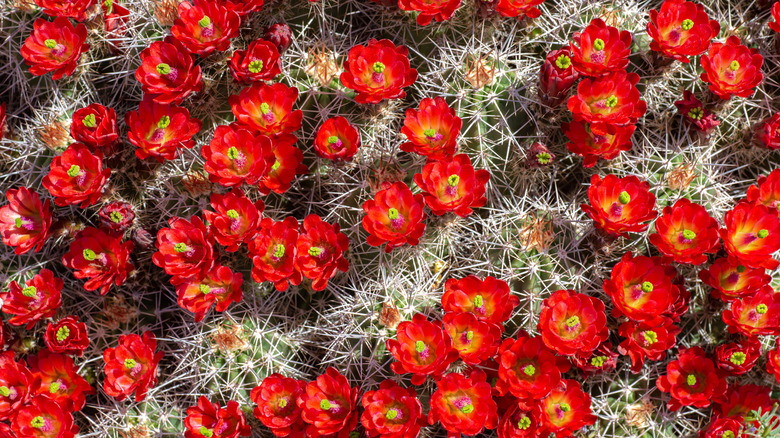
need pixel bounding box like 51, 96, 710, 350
172, 0, 241, 56
656, 346, 728, 411
617, 318, 681, 372
755, 113, 780, 150
263, 23, 291, 53
251, 374, 307, 438
722, 285, 780, 337
362, 182, 426, 253
103, 0, 130, 52
103, 331, 164, 402
674, 91, 721, 132
701, 36, 763, 100
0, 187, 53, 255
360, 380, 425, 438
248, 216, 301, 291
295, 214, 350, 291
496, 401, 540, 438
767, 341, 780, 385
563, 120, 634, 167
0, 351, 34, 421
340, 39, 418, 104
176, 265, 243, 322
647, 0, 720, 62
569, 18, 632, 77
98, 201, 136, 236
42, 142, 110, 208
747, 170, 780, 212
203, 124, 275, 187
229, 39, 282, 84
1, 269, 63, 329
414, 154, 490, 217
428, 370, 498, 438
400, 97, 462, 161
569, 342, 618, 377
185, 396, 251, 438
10, 395, 78, 438
230, 82, 302, 137
441, 275, 518, 326
153, 216, 216, 282
538, 46, 579, 108
28, 350, 94, 412
313, 117, 361, 162
397, 0, 461, 25
719, 201, 780, 270
495, 0, 545, 19
62, 226, 134, 295
34, 0, 95, 20
257, 135, 308, 195
537, 289, 608, 357
700, 417, 744, 438
21, 17, 89, 80
70, 103, 119, 152
699, 257, 771, 302
535, 379, 596, 437
581, 174, 657, 235
649, 198, 720, 264
43, 316, 89, 357
297, 368, 359, 438
203, 188, 264, 251
567, 71, 646, 125
135, 36, 203, 104
496, 334, 570, 400
525, 142, 555, 168
772, 2, 780, 33
715, 337, 761, 376
126, 95, 202, 161
387, 313, 458, 385
442, 312, 501, 365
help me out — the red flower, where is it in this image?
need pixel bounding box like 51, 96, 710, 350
62, 226, 134, 295
656, 346, 728, 411
11, 395, 78, 438
496, 401, 540, 438
295, 215, 350, 291
496, 334, 570, 400
428, 370, 498, 438
537, 289, 608, 357
747, 169, 780, 211
525, 141, 555, 168
397, 0, 461, 25
360, 380, 424, 438
441, 275, 518, 326
495, 0, 545, 19
442, 312, 501, 365
755, 113, 780, 150
230, 82, 302, 136
699, 257, 770, 301
126, 95, 202, 161
674, 91, 720, 132
70, 103, 119, 152
767, 341, 780, 385
203, 188, 264, 251
98, 201, 136, 236
722, 285, 780, 337
229, 39, 282, 84
34, 0, 95, 20
649, 198, 720, 264
567, 71, 646, 125
386, 313, 458, 385
0, 269, 63, 329
103, 0, 131, 52
258, 135, 308, 195
28, 350, 94, 412
700, 417, 744, 438
203, 125, 275, 187
701, 36, 763, 100
0, 187, 53, 255
581, 174, 657, 235
617, 318, 680, 372
263, 23, 291, 53
0, 351, 34, 421
362, 182, 426, 253
135, 36, 203, 104
563, 120, 634, 167
176, 265, 243, 322
718, 384, 777, 425
153, 216, 216, 281
720, 201, 780, 270
185, 396, 251, 438
715, 337, 762, 376
570, 18, 632, 76
248, 217, 301, 291
569, 342, 618, 377
42, 142, 110, 208
772, 2, 780, 34
538, 46, 579, 108
535, 380, 596, 437
313, 117, 361, 162
21, 17, 89, 80
102, 331, 164, 402
400, 97, 461, 161
340, 39, 418, 104
172, 0, 241, 56
44, 316, 89, 356
297, 368, 359, 438
647, 0, 720, 62
414, 154, 490, 217
251, 374, 306, 438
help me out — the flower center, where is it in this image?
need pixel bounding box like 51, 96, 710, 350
618, 191, 630, 204
641, 281, 654, 293
156, 63, 171, 75
277, 398, 288, 409
756, 304, 768, 314
723, 432, 735, 438
565, 315, 580, 328
49, 382, 60, 394
730, 352, 746, 365
372, 62, 385, 73
200, 427, 213, 438
415, 340, 426, 353
226, 209, 239, 219
688, 107, 703, 120
14, 217, 23, 228
555, 54, 571, 69
83, 248, 97, 261
523, 364, 535, 376
593, 39, 605, 51
559, 403, 570, 412
0, 387, 10, 397
327, 136, 340, 144
198, 16, 211, 27
199, 284, 211, 294
157, 115, 170, 129
388, 208, 399, 220
591, 355, 607, 367
385, 408, 399, 420
273, 244, 286, 259
227, 146, 240, 160
44, 39, 57, 49
260, 102, 271, 115
686, 374, 696, 386
124, 358, 137, 369
22, 286, 37, 298
517, 416, 531, 430
536, 152, 552, 164
460, 404, 474, 414
474, 295, 484, 308
729, 60, 740, 71
249, 60, 264, 73
31, 416, 45, 428
682, 229, 696, 240
67, 165, 81, 177
758, 229, 769, 238
642, 330, 657, 345
307, 245, 324, 257
110, 211, 124, 223
604, 95, 618, 108
447, 174, 459, 187
320, 399, 332, 410
681, 19, 694, 30
56, 326, 70, 342
737, 265, 747, 273
271, 160, 280, 171
465, 331, 474, 341
174, 243, 189, 253
82, 114, 97, 128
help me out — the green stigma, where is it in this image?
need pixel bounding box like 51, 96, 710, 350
559, 403, 570, 412
22, 286, 37, 298
465, 331, 474, 341
44, 39, 57, 49
448, 175, 460, 187
593, 38, 605, 51
173, 243, 189, 253
517, 416, 531, 430
124, 358, 137, 369
56, 326, 70, 342
474, 295, 484, 308
388, 208, 399, 220
198, 15, 211, 27
523, 364, 536, 376
372, 62, 385, 73
688, 107, 703, 120
157, 115, 170, 129
49, 382, 60, 394
83, 249, 96, 261
104, 0, 112, 8
423, 128, 436, 137
200, 427, 213, 438
618, 191, 631, 204
0, 387, 10, 397
591, 356, 607, 367
277, 398, 288, 408
536, 152, 552, 164
385, 409, 398, 420
565, 315, 580, 327
682, 229, 696, 240
643, 330, 657, 345
260, 102, 271, 115
460, 404, 474, 414
273, 244, 286, 258
555, 54, 571, 69
641, 281, 654, 293
605, 95, 618, 108
226, 209, 239, 219
199, 284, 211, 294
248, 60, 264, 73
271, 160, 281, 171
758, 229, 769, 239
686, 374, 696, 386
327, 135, 339, 144
415, 340, 426, 353
320, 399, 331, 410
681, 19, 694, 30
723, 432, 735, 438
730, 352, 746, 365
31, 416, 45, 429
757, 304, 768, 314
82, 114, 97, 128
14, 217, 22, 228
156, 63, 171, 75
736, 265, 747, 273
110, 211, 123, 224
729, 60, 740, 71
227, 146, 240, 160
67, 165, 81, 177
308, 247, 323, 257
